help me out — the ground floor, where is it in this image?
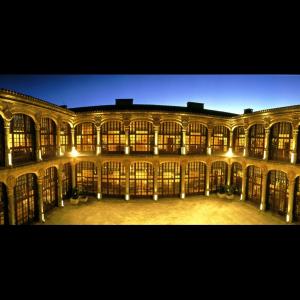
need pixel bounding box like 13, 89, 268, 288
41, 195, 289, 225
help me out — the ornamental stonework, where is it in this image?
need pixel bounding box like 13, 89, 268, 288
6, 175, 16, 188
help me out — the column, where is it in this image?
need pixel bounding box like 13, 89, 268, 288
263, 128, 270, 160
97, 161, 102, 200
56, 123, 61, 156
207, 128, 212, 155
286, 176, 296, 223
153, 162, 158, 201
181, 129, 186, 155
57, 167, 63, 207
227, 163, 231, 186
35, 124, 42, 161
37, 178, 45, 223
7, 185, 15, 225
241, 167, 247, 201
243, 128, 249, 157
124, 126, 130, 155
205, 163, 210, 196
71, 163, 76, 189
71, 127, 75, 151
125, 163, 130, 200
260, 170, 268, 211
228, 129, 233, 154
180, 162, 186, 199
154, 126, 159, 155
291, 129, 298, 164
4, 120, 12, 167
96, 127, 101, 155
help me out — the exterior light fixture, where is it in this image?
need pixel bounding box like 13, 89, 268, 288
8, 150, 12, 166
71, 147, 79, 157
153, 194, 158, 201
97, 193, 102, 200
180, 192, 185, 199
225, 148, 233, 157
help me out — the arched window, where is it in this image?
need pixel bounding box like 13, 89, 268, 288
10, 114, 36, 165
42, 167, 58, 213
231, 162, 242, 194
248, 124, 265, 159
0, 116, 4, 167
267, 170, 288, 216
101, 162, 126, 197
158, 122, 181, 154
60, 122, 72, 153
210, 161, 228, 193
75, 123, 96, 152
233, 126, 245, 155
76, 162, 97, 195
0, 182, 8, 225
129, 121, 154, 153
158, 162, 180, 197
246, 166, 262, 206
40, 118, 56, 159
294, 176, 300, 221
101, 121, 125, 154
211, 126, 229, 154
62, 163, 72, 199
186, 123, 207, 154
130, 162, 153, 197
269, 122, 292, 161
14, 173, 38, 225
185, 162, 206, 195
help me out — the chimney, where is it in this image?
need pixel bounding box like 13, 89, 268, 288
115, 99, 134, 107
187, 102, 204, 110
60, 105, 68, 109
244, 108, 253, 114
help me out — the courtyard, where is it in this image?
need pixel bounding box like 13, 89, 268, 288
41, 195, 289, 225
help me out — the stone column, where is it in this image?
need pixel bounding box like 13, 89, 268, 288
286, 175, 296, 223
227, 162, 232, 186
260, 169, 268, 211
154, 125, 159, 155
71, 127, 75, 152
35, 124, 42, 161
263, 128, 270, 160
181, 129, 186, 155
97, 161, 102, 200
71, 163, 76, 189
228, 129, 233, 153
205, 162, 211, 196
241, 166, 247, 201
243, 128, 249, 157
37, 177, 45, 223
291, 129, 298, 164
125, 162, 130, 200
7, 184, 16, 225
96, 127, 101, 155
57, 167, 63, 207
153, 162, 159, 201
207, 128, 212, 155
124, 126, 130, 155
4, 120, 12, 167
56, 123, 61, 157
180, 162, 186, 199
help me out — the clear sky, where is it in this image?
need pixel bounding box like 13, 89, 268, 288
0, 75, 300, 114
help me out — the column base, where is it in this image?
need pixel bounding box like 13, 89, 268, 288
125, 194, 130, 201
125, 146, 130, 155
207, 147, 211, 155
260, 203, 266, 211
96, 147, 102, 155
286, 214, 293, 223
154, 146, 158, 155
180, 192, 185, 199
181, 147, 186, 155
97, 193, 102, 200
205, 190, 210, 196
153, 194, 158, 201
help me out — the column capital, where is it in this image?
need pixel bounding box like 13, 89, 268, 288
6, 175, 16, 189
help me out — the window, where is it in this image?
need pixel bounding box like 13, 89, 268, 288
231, 162, 242, 194
60, 122, 71, 153
14, 173, 38, 225
75, 123, 96, 152
101, 121, 125, 153
0, 183, 8, 225
246, 166, 262, 206
40, 118, 56, 159
211, 126, 229, 153
102, 162, 126, 197
76, 162, 97, 195
294, 177, 300, 221
158, 162, 180, 197
233, 126, 245, 154
0, 117, 4, 166
269, 122, 292, 161
248, 124, 265, 159
210, 161, 228, 193
185, 162, 206, 195
130, 162, 153, 197
267, 170, 289, 216
158, 122, 181, 154
62, 163, 72, 199
186, 123, 207, 154
10, 114, 36, 165
130, 121, 154, 153
42, 167, 58, 213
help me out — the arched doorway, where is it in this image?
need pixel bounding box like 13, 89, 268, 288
129, 121, 154, 153
158, 162, 180, 197
248, 124, 265, 159
42, 167, 58, 213
0, 116, 4, 167
231, 162, 242, 195
75, 123, 97, 153
158, 122, 182, 154
210, 161, 228, 193
75, 162, 97, 195
186, 123, 207, 154
0, 182, 8, 225
246, 165, 262, 206
62, 163, 72, 199
211, 126, 229, 154
185, 161, 206, 195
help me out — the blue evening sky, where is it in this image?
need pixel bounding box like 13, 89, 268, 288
0, 75, 300, 114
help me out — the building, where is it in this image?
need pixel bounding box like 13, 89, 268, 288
0, 88, 299, 225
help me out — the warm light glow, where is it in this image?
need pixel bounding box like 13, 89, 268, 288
97, 193, 102, 200
125, 146, 130, 155
38, 149, 42, 160
153, 194, 158, 201
286, 214, 290, 222
71, 147, 79, 157
291, 152, 295, 163
263, 150, 267, 160
260, 203, 263, 210
96, 146, 101, 155
8, 150, 12, 166
181, 147, 186, 155
181, 193, 185, 199
60, 148, 64, 156
225, 148, 233, 157
61, 200, 64, 207
206, 190, 210, 196
154, 146, 158, 155
125, 194, 130, 200
243, 148, 246, 156
207, 147, 211, 155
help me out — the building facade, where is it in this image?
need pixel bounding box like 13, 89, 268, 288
0, 88, 300, 224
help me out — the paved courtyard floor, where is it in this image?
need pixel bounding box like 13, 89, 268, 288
41, 195, 290, 225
